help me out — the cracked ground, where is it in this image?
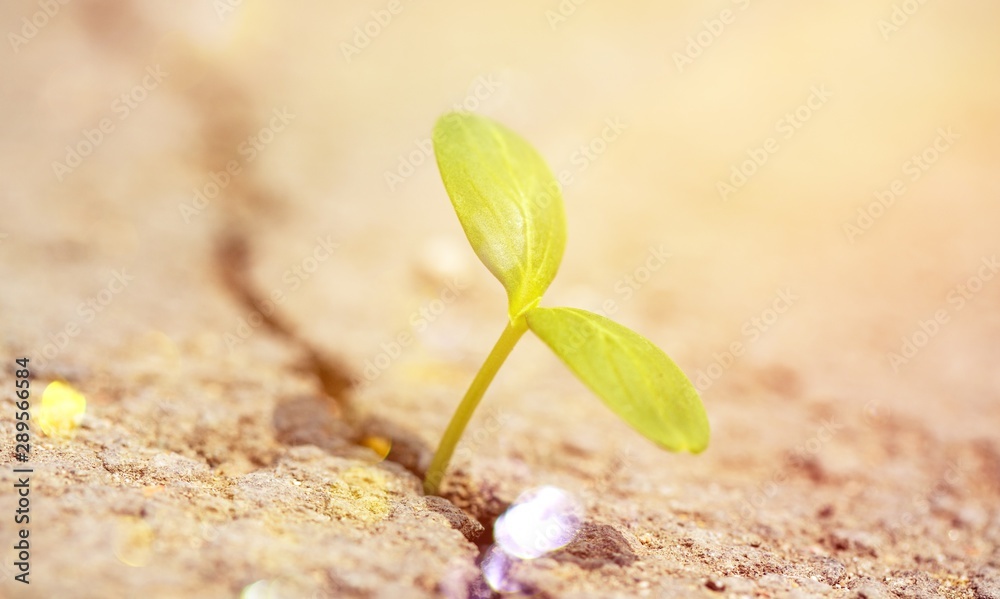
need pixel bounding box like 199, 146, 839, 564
1, 2, 999, 598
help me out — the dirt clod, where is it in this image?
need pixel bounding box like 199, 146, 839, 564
885, 570, 941, 598
973, 567, 1000, 599
851, 578, 891, 599
272, 395, 354, 453
807, 556, 846, 585
424, 495, 486, 543
551, 522, 638, 570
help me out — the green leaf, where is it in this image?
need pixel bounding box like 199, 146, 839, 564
433, 112, 566, 319
525, 307, 709, 453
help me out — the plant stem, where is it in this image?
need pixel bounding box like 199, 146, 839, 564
424, 316, 528, 495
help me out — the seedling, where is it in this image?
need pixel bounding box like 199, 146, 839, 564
423, 112, 709, 495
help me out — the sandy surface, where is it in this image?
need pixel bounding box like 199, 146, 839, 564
1, 1, 999, 597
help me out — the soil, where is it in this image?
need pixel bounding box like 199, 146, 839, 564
2, 2, 999, 598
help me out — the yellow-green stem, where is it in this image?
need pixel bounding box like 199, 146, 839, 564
423, 317, 528, 495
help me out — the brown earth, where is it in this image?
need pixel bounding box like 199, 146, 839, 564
1, 1, 999, 598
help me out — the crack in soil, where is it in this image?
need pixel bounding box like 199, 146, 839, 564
214, 231, 354, 410
169, 34, 511, 590
215, 226, 505, 596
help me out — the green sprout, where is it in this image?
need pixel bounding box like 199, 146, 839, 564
423, 112, 709, 496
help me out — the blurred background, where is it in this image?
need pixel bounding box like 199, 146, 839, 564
1, 0, 999, 596
3, 0, 997, 431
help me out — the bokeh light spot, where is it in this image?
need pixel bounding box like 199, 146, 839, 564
360, 435, 392, 461
113, 517, 154, 567
35, 381, 87, 437
481, 545, 521, 594
494, 485, 582, 559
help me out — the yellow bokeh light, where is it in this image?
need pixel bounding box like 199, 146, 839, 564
359, 435, 392, 461
113, 517, 154, 568
34, 381, 87, 437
